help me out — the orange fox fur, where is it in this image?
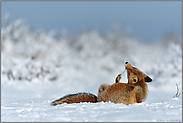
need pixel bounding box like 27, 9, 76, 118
51, 62, 152, 106
51, 93, 97, 106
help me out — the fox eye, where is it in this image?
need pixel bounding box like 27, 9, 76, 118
133, 78, 137, 82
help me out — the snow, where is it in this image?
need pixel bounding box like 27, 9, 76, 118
1, 19, 182, 122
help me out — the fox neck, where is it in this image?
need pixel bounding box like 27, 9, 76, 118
137, 79, 147, 87
137, 79, 148, 99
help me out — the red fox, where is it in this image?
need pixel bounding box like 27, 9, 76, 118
51, 62, 152, 106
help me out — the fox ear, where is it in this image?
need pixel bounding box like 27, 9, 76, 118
145, 76, 152, 82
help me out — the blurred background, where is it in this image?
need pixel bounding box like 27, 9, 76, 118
1, 1, 181, 42
1, 1, 182, 98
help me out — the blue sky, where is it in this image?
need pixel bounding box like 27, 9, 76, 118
1, 1, 182, 42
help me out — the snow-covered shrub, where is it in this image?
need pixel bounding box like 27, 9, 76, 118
1, 19, 182, 93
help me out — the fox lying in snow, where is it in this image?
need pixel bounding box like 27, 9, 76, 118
51, 62, 152, 106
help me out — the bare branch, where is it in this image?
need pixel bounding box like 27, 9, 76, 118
173, 83, 181, 98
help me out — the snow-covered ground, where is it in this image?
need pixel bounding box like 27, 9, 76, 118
1, 19, 182, 122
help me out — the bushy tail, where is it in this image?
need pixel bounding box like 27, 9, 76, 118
51, 92, 97, 106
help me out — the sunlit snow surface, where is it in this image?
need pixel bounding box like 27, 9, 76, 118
1, 19, 182, 122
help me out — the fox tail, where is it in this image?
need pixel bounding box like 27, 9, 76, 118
51, 92, 97, 106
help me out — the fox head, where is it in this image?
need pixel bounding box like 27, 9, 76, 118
125, 62, 152, 84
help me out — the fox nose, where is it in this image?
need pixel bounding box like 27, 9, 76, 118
125, 62, 128, 69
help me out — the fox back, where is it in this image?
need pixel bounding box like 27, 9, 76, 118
97, 62, 152, 105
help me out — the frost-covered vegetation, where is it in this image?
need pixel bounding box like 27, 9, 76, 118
1, 19, 182, 122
